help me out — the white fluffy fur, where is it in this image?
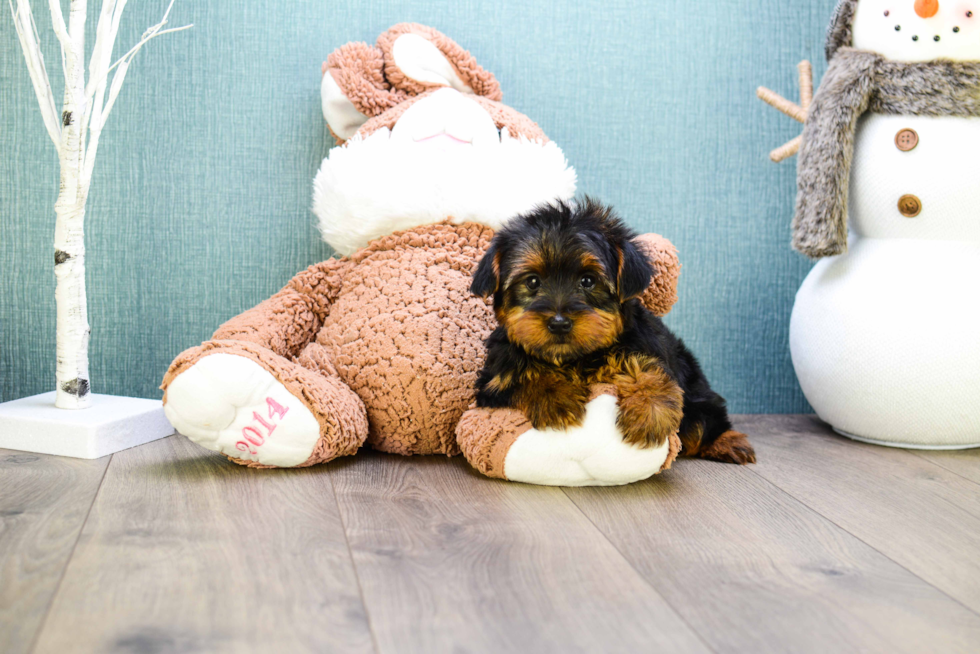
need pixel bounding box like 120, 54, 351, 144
312, 127, 577, 255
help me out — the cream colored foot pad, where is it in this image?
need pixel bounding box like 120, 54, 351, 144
164, 353, 320, 467
504, 395, 672, 487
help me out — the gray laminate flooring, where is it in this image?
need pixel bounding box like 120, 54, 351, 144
2, 415, 979, 653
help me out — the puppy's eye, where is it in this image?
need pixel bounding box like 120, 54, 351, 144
580, 274, 597, 289
525, 276, 541, 291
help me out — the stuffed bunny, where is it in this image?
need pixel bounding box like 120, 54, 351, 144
162, 24, 684, 485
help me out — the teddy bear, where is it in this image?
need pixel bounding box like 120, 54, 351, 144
161, 23, 685, 485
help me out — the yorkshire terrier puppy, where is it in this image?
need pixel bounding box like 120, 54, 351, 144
471, 199, 755, 464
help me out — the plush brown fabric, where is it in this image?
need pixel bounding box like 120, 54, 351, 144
354, 91, 426, 140
211, 257, 351, 359
165, 222, 681, 468
456, 404, 533, 479
314, 222, 496, 456
326, 42, 408, 119
633, 233, 680, 318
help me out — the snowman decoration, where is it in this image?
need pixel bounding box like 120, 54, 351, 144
759, 0, 980, 448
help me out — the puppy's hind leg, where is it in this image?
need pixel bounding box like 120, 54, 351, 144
678, 393, 755, 465
669, 342, 755, 464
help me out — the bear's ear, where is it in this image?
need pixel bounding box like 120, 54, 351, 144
471, 242, 503, 298
377, 24, 502, 100
615, 237, 654, 302
322, 66, 370, 141
632, 233, 680, 317
388, 33, 474, 93
322, 42, 408, 141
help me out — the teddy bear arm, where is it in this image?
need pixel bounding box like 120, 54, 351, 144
633, 233, 680, 318
455, 405, 533, 479
211, 258, 352, 359
456, 386, 682, 486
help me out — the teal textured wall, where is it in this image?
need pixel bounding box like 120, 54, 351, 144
0, 0, 837, 411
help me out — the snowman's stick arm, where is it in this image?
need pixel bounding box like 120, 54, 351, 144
756, 86, 807, 124
770, 135, 802, 163
757, 60, 814, 163
799, 60, 813, 111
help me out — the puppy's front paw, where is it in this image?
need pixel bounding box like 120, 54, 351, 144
523, 392, 588, 431
615, 370, 684, 449
517, 373, 590, 431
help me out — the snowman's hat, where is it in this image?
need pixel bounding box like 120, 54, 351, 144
825, 0, 861, 61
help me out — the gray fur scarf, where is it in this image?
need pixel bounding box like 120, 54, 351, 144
793, 42, 980, 258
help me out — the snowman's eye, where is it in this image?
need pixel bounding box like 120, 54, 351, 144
954, 26, 961, 33
895, 24, 902, 31
884, 9, 890, 16
934, 35, 941, 41
913, 35, 919, 41
969, 11, 975, 18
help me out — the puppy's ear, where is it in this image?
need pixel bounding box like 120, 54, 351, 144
616, 238, 654, 301
471, 242, 503, 298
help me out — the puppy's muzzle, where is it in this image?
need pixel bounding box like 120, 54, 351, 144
547, 315, 573, 335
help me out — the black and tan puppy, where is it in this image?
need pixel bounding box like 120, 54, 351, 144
471, 199, 755, 464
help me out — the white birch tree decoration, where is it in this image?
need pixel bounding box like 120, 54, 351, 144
7, 0, 191, 409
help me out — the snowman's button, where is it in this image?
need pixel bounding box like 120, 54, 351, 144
898, 194, 922, 217
895, 128, 919, 152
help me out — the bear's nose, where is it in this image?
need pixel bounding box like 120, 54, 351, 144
914, 0, 939, 18
547, 315, 573, 335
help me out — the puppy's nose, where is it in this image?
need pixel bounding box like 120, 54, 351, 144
547, 315, 573, 335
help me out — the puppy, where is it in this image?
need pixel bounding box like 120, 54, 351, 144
471, 199, 755, 464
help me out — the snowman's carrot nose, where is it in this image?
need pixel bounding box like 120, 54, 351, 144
914, 0, 940, 18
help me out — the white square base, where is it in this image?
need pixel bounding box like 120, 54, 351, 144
0, 392, 174, 459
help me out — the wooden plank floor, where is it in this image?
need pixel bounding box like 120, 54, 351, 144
2, 416, 979, 653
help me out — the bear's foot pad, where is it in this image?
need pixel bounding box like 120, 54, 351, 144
164, 353, 320, 467
504, 394, 674, 486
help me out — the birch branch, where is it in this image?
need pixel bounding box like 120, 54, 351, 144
85, 0, 123, 100
47, 0, 74, 83
104, 24, 193, 83
46, 0, 70, 45
86, 0, 190, 98
8, 0, 61, 147
82, 0, 192, 186
82, 0, 122, 187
